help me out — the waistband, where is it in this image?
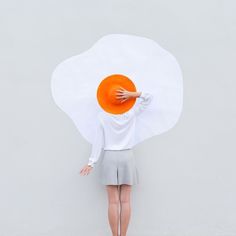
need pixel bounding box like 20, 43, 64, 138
103, 148, 132, 151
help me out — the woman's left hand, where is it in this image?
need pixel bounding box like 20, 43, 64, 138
79, 164, 93, 176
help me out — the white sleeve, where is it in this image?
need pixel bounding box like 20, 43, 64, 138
87, 120, 104, 168
134, 92, 153, 116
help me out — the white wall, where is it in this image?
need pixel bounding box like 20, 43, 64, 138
0, 0, 235, 235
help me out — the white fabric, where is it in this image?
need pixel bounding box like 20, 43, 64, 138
51, 34, 183, 164
88, 92, 153, 167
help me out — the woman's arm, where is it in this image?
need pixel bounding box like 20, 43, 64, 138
87, 120, 104, 168
80, 117, 104, 176
132, 91, 153, 116
116, 88, 153, 115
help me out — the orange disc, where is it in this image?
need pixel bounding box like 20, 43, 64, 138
97, 74, 137, 114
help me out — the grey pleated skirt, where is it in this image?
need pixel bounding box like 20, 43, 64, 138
99, 148, 139, 186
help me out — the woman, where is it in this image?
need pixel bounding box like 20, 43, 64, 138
80, 87, 153, 236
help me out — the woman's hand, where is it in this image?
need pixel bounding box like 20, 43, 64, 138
80, 164, 93, 176
116, 86, 141, 103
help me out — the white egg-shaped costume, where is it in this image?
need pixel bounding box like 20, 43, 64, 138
51, 34, 183, 148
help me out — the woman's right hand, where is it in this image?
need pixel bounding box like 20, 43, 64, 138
116, 86, 141, 103
80, 164, 93, 176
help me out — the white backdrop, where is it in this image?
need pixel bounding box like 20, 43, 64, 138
0, 0, 235, 236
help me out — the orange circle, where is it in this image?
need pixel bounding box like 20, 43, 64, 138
97, 74, 137, 114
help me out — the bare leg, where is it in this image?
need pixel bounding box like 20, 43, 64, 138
119, 184, 132, 236
106, 185, 120, 236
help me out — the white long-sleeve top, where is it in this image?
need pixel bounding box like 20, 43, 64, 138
88, 92, 153, 167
